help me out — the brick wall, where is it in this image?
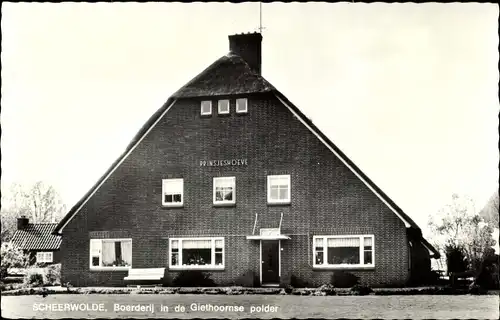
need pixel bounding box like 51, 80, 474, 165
60, 92, 409, 287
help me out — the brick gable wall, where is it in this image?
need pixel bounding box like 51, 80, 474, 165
60, 93, 409, 287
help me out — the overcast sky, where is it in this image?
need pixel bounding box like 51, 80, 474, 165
1, 2, 498, 235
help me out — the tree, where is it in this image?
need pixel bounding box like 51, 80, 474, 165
1, 181, 66, 242
479, 190, 499, 227
0, 242, 29, 281
428, 193, 496, 273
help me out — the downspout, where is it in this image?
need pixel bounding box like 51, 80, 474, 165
252, 213, 258, 235
278, 212, 283, 232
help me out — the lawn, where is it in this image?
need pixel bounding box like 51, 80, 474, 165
1, 294, 498, 319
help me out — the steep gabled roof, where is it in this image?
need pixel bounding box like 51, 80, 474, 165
171, 53, 275, 98
53, 47, 439, 258
12, 223, 62, 250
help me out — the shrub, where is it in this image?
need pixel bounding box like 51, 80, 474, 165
290, 274, 309, 288
350, 284, 373, 295
234, 270, 258, 287
330, 271, 359, 288
474, 252, 499, 290
44, 264, 61, 286
445, 245, 468, 274
317, 284, 336, 295
172, 271, 216, 287
0, 243, 29, 281
24, 273, 44, 287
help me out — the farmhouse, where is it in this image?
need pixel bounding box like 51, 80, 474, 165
53, 32, 439, 287
11, 216, 62, 265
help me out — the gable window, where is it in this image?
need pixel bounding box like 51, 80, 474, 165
36, 252, 53, 263
236, 98, 248, 113
313, 235, 374, 269
90, 239, 132, 270
213, 177, 235, 205
218, 99, 230, 114
267, 175, 291, 204
169, 237, 224, 270
201, 101, 212, 115
162, 178, 183, 207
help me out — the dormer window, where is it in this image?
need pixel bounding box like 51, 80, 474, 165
201, 101, 212, 116
236, 98, 248, 113
218, 100, 230, 114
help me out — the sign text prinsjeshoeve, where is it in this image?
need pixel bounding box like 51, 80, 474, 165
200, 159, 248, 167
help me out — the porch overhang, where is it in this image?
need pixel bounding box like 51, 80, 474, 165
247, 227, 290, 240
246, 235, 291, 240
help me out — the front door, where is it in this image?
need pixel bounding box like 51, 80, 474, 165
261, 240, 280, 284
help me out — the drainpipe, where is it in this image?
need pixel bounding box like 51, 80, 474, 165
252, 213, 258, 235
279, 212, 283, 232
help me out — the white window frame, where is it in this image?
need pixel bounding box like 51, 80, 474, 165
36, 252, 53, 263
267, 175, 291, 204
169, 237, 225, 270
89, 238, 132, 271
201, 101, 212, 115
312, 235, 375, 269
218, 99, 230, 114
162, 178, 184, 207
236, 98, 248, 113
213, 176, 236, 205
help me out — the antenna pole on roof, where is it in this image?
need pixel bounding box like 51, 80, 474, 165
258, 2, 266, 33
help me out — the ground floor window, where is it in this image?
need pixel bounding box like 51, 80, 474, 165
36, 252, 53, 263
169, 237, 224, 270
313, 235, 374, 268
90, 239, 132, 270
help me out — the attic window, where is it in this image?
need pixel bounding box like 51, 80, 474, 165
218, 100, 230, 114
201, 101, 212, 115
236, 98, 248, 113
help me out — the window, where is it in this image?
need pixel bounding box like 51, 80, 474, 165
36, 252, 53, 263
218, 99, 230, 114
213, 177, 235, 205
313, 235, 374, 268
90, 239, 132, 270
201, 101, 212, 115
169, 237, 224, 270
162, 179, 184, 207
267, 175, 291, 204
236, 98, 248, 113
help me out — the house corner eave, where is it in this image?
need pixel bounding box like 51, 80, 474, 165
52, 98, 178, 235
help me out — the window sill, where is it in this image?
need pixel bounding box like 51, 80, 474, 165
200, 113, 212, 117
313, 265, 375, 270
213, 202, 236, 207
90, 266, 131, 271
169, 265, 225, 271
162, 203, 184, 209
267, 201, 291, 206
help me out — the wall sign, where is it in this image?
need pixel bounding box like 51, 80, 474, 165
200, 159, 248, 167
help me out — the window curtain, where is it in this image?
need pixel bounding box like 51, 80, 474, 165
215, 239, 223, 248
121, 241, 132, 265
327, 237, 360, 247
102, 241, 116, 266
363, 237, 373, 247
182, 239, 212, 249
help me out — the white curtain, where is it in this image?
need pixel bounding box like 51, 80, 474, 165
327, 237, 360, 247
314, 238, 324, 247
102, 241, 116, 265
215, 239, 223, 248
171, 240, 179, 249
363, 237, 373, 247
182, 239, 212, 249
121, 241, 132, 265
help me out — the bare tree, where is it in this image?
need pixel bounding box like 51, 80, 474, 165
479, 190, 499, 226
1, 182, 66, 242
428, 193, 496, 272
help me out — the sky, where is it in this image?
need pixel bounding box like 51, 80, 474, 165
1, 2, 498, 237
